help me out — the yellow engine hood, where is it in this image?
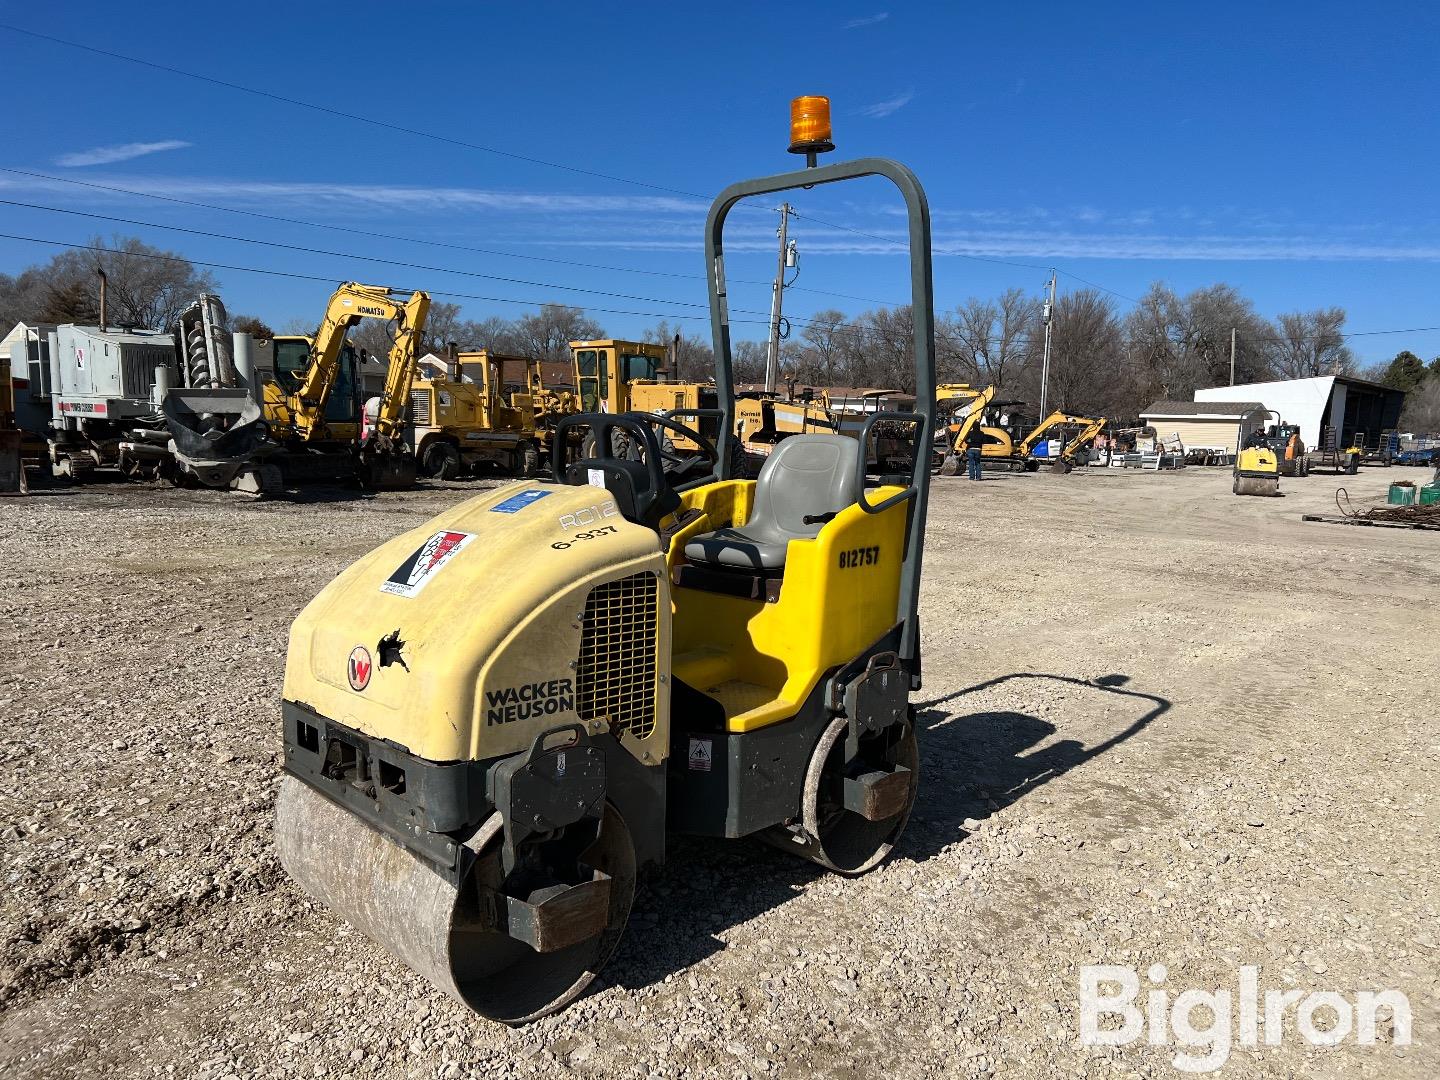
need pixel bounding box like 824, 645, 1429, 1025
283, 482, 670, 763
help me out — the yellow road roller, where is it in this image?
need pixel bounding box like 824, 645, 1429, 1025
1234, 445, 1281, 496
274, 99, 937, 1023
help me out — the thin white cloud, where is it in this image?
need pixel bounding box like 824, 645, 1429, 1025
537, 228, 1440, 262
0, 173, 704, 215
55, 140, 192, 167
10, 168, 1439, 263
842, 12, 889, 29
858, 90, 915, 119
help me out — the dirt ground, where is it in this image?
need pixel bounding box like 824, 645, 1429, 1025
0, 462, 1435, 1079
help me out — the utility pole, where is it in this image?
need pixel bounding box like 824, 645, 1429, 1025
765, 204, 796, 395
1038, 269, 1056, 417
1229, 327, 1237, 385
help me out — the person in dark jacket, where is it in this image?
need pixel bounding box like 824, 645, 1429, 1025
963, 427, 985, 480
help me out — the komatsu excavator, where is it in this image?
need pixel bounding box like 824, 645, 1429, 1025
275, 97, 935, 1024
262, 283, 430, 488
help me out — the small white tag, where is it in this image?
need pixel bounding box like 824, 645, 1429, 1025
555, 750, 567, 778
688, 737, 713, 772
587, 468, 606, 488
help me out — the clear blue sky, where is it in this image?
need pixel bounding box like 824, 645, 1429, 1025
2, 1, 1437, 366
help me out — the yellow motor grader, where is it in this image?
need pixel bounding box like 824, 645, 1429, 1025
409, 351, 546, 479
274, 97, 936, 1023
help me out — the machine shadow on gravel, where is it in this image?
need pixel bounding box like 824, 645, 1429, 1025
912, 672, 1170, 832
601, 673, 1168, 998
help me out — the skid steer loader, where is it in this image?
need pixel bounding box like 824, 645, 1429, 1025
274, 96, 936, 1023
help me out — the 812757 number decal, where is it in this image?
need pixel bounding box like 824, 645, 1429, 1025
838, 546, 880, 569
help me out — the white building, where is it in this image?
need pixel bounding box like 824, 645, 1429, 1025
1195, 375, 1405, 451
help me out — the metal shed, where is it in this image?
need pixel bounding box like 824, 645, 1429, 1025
1195, 376, 1405, 451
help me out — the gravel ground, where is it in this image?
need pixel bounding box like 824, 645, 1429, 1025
0, 464, 1435, 1079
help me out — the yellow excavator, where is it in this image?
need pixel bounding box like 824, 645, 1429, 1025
275, 97, 936, 1023
262, 282, 430, 487
951, 405, 1107, 474
936, 383, 1005, 474
1024, 411, 1108, 473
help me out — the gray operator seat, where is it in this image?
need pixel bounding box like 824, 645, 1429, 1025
683, 434, 859, 570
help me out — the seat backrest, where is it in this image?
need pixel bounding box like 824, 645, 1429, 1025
747, 434, 859, 542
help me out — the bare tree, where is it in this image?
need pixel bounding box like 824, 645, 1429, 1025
642, 321, 714, 382
1032, 290, 1123, 415
0, 236, 216, 329
509, 304, 603, 362
52, 236, 218, 328
731, 340, 767, 384
946, 288, 1040, 390
858, 305, 916, 392
1267, 308, 1354, 377
1186, 284, 1274, 385
0, 267, 71, 327
794, 309, 848, 385
465, 316, 523, 354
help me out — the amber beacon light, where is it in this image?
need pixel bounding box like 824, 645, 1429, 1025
788, 95, 835, 163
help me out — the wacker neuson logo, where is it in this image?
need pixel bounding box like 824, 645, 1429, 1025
1079, 964, 1412, 1073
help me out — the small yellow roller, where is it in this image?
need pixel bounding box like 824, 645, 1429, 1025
273, 101, 938, 1024
1234, 446, 1281, 496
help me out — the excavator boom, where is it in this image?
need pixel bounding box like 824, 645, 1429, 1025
290, 283, 430, 442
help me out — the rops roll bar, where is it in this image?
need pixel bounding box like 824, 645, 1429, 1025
704, 158, 935, 674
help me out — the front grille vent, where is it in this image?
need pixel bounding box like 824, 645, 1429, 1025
120, 346, 174, 398
575, 572, 658, 739
410, 389, 431, 425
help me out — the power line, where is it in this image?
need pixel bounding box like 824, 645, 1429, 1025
0, 197, 715, 310
1054, 270, 1143, 305
0, 165, 914, 309
5, 197, 870, 331
0, 232, 779, 326
0, 167, 707, 282
0, 24, 1085, 299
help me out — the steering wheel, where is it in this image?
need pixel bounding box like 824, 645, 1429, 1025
551, 412, 716, 526
624, 413, 720, 483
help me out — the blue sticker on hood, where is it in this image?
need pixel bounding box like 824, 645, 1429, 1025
490, 489, 553, 514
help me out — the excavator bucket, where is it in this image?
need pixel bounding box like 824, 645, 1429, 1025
359, 448, 418, 489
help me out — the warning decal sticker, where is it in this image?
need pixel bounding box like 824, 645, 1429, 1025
489, 489, 552, 514
380, 530, 476, 598
687, 737, 713, 773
